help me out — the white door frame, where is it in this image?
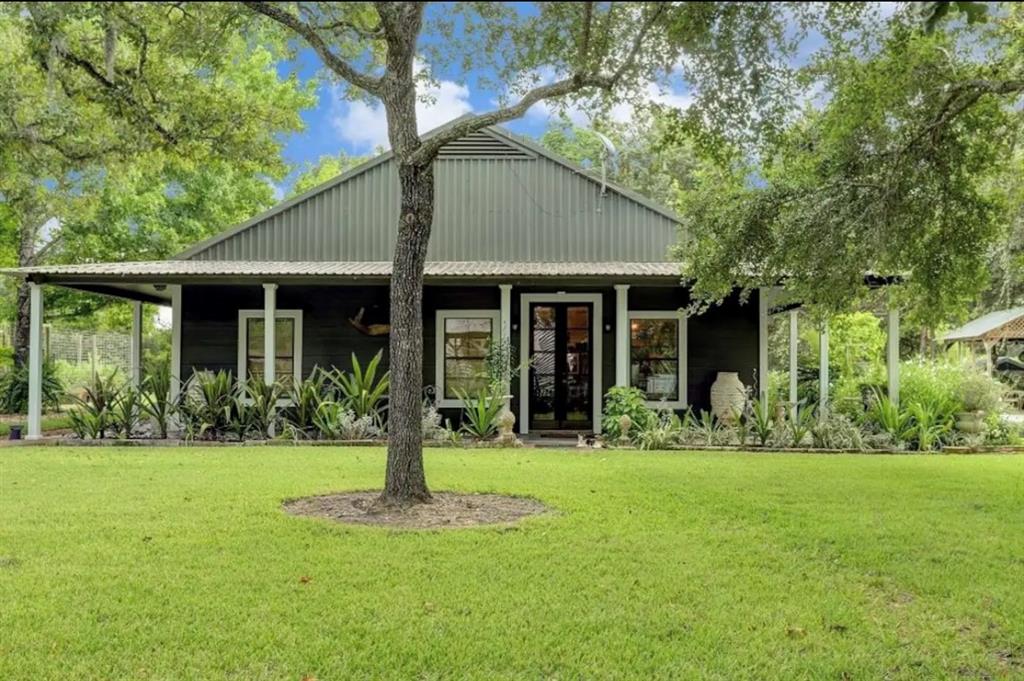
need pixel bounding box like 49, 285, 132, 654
519, 293, 603, 434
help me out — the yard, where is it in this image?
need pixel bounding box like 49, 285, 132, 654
2, 447, 1022, 680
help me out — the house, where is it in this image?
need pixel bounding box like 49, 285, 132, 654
9, 124, 772, 439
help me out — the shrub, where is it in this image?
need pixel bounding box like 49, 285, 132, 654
235, 375, 283, 440
602, 386, 656, 441
981, 413, 1016, 446
900, 360, 964, 416
282, 369, 331, 438
176, 370, 234, 441
0, 361, 65, 413
636, 409, 682, 450
811, 412, 864, 450
866, 391, 914, 447
957, 368, 1004, 413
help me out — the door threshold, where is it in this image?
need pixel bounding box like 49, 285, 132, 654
530, 430, 594, 439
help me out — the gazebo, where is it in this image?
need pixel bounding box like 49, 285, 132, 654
944, 306, 1024, 374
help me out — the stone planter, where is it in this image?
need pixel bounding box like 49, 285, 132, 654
710, 372, 746, 424
955, 411, 985, 434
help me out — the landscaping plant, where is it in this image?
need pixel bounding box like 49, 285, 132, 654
177, 371, 235, 441
811, 412, 864, 451
747, 397, 776, 447
140, 365, 174, 439
67, 371, 121, 440
330, 351, 389, 425
110, 385, 143, 439
602, 387, 656, 442
0, 360, 64, 413
868, 391, 914, 447
786, 404, 817, 448
456, 386, 505, 440
907, 401, 953, 452
636, 409, 683, 451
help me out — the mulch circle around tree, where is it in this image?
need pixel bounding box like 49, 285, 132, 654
283, 491, 551, 530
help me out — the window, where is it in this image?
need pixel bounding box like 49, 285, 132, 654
435, 310, 500, 407
237, 310, 303, 388
629, 311, 686, 407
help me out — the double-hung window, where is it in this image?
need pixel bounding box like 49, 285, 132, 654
435, 310, 500, 407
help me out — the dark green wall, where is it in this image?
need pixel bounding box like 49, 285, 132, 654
179, 283, 759, 425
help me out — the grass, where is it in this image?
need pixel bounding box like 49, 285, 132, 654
1, 447, 1022, 680
0, 414, 72, 437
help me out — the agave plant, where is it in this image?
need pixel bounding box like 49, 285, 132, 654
868, 391, 914, 446
456, 386, 504, 440
748, 397, 775, 447
329, 351, 389, 423
140, 364, 174, 439
907, 401, 953, 451
787, 403, 817, 448
110, 384, 143, 439
69, 371, 121, 439
241, 375, 283, 439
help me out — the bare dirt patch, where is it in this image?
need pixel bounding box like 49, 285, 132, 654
283, 491, 550, 529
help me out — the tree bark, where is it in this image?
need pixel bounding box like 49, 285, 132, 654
13, 281, 31, 367
379, 162, 435, 506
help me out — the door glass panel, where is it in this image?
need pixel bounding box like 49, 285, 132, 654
529, 303, 593, 429
567, 306, 589, 329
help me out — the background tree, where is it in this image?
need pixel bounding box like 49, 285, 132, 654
672, 3, 1023, 330
240, 1, 869, 506
0, 2, 313, 365
290, 152, 369, 197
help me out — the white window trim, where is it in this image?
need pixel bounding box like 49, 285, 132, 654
519, 293, 604, 435
435, 309, 501, 408
237, 309, 304, 386
628, 310, 688, 409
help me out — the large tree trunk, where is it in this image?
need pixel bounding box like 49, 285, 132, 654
379, 162, 435, 506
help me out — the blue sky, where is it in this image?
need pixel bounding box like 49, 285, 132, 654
269, 2, 901, 196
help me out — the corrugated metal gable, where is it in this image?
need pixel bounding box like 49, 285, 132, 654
186, 126, 680, 263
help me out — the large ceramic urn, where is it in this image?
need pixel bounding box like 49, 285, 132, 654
710, 372, 746, 423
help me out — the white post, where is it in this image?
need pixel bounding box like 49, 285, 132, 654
169, 285, 182, 401
819, 320, 830, 414
887, 307, 900, 405
789, 309, 799, 418
27, 283, 43, 440
263, 283, 277, 385
130, 301, 143, 388
499, 284, 512, 400
614, 284, 630, 387
758, 288, 769, 402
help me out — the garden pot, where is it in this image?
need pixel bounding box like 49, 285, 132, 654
710, 372, 746, 424
955, 411, 985, 434
9, 425, 22, 440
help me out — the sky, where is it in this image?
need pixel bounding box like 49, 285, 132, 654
265, 2, 902, 197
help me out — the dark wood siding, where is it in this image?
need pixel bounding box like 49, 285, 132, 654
179, 283, 758, 425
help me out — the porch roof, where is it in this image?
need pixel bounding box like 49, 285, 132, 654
1, 259, 684, 303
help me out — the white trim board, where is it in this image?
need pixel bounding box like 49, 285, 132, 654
434, 309, 501, 408
237, 309, 304, 386
627, 309, 688, 409
519, 293, 604, 435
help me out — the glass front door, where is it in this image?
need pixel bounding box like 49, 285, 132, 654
528, 303, 593, 430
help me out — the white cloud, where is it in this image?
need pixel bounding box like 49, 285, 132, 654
330, 60, 473, 151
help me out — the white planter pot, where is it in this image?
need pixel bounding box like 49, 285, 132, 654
710, 372, 746, 423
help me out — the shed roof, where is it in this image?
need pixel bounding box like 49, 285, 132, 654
943, 307, 1024, 342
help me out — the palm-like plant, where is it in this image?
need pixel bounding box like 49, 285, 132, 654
868, 391, 914, 445
282, 368, 329, 437
140, 364, 174, 439
787, 403, 817, 447
908, 401, 953, 451
329, 351, 390, 423
240, 375, 282, 439
456, 386, 504, 440
69, 370, 121, 439
748, 397, 775, 446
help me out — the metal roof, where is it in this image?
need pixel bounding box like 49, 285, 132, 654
177, 123, 682, 264
943, 307, 1024, 342
4, 260, 682, 280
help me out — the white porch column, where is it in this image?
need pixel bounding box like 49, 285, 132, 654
169, 285, 182, 401
499, 284, 512, 399
614, 284, 630, 387
819, 320, 830, 414
758, 288, 769, 402
130, 301, 143, 388
887, 307, 900, 405
789, 309, 799, 418
263, 283, 277, 385
26, 283, 43, 440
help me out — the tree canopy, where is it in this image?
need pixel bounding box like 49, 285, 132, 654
672, 3, 1023, 326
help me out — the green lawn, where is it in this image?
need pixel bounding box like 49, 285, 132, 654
0, 415, 72, 437
2, 447, 1022, 680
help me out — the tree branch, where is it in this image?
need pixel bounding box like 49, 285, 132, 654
578, 2, 594, 68
242, 1, 383, 94
409, 4, 667, 166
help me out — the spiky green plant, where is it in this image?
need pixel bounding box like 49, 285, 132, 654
69, 371, 121, 439
140, 364, 173, 439
329, 351, 389, 423
110, 384, 143, 439
456, 386, 504, 440
868, 390, 914, 446
787, 403, 817, 448
907, 401, 953, 451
